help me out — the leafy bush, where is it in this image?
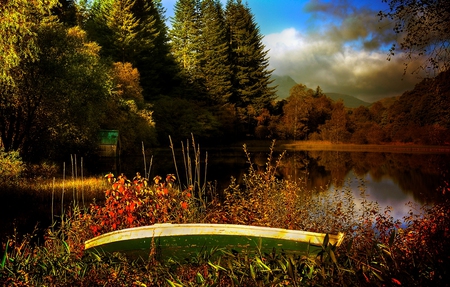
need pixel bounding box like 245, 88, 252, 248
87, 173, 197, 236
0, 148, 24, 182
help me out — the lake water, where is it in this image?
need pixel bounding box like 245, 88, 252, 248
101, 144, 450, 221
2, 143, 449, 247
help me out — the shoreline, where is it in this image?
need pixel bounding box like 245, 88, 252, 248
277, 141, 450, 153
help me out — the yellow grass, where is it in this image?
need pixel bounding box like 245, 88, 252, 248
16, 176, 109, 199
280, 140, 450, 153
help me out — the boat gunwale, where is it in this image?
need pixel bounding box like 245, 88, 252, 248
85, 223, 345, 250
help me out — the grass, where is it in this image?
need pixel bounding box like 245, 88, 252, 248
281, 140, 450, 153
1, 139, 449, 286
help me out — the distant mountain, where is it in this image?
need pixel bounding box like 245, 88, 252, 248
270, 74, 371, 108
270, 75, 297, 100
375, 96, 399, 108
324, 93, 370, 108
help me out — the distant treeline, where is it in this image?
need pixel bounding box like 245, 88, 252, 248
1, 0, 449, 164
271, 70, 450, 146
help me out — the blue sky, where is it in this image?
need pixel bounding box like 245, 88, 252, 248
162, 0, 425, 102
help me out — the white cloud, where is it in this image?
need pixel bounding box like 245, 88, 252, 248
263, 27, 423, 102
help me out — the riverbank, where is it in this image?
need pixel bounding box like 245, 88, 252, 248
278, 140, 450, 153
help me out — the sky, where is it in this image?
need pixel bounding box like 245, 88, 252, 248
161, 0, 426, 103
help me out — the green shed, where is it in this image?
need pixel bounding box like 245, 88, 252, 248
98, 130, 120, 157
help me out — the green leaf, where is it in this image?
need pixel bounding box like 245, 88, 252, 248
1, 240, 8, 269
208, 261, 226, 272
256, 257, 271, 271
329, 249, 337, 264
250, 263, 256, 280
287, 257, 295, 280
196, 272, 205, 284
166, 279, 183, 287
62, 240, 70, 254
322, 233, 329, 249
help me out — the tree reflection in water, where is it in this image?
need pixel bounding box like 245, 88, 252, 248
270, 150, 450, 220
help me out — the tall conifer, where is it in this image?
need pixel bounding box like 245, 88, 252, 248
169, 0, 201, 85
197, 0, 232, 105
132, 0, 179, 100
225, 0, 275, 113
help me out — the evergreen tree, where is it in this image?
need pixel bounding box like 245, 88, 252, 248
107, 0, 159, 63
197, 0, 232, 105
84, 0, 176, 100
225, 0, 276, 132
134, 0, 180, 100
169, 0, 201, 86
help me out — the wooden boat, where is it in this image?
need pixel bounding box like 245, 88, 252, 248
84, 223, 344, 260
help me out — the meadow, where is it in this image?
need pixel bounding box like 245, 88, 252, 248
1, 141, 449, 286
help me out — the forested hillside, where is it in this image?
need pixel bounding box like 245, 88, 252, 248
0, 0, 275, 162
260, 72, 450, 145
1, 0, 449, 163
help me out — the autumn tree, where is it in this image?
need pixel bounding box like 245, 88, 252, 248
369, 101, 387, 124
277, 84, 314, 140
320, 101, 351, 143
0, 0, 58, 88
380, 0, 450, 74
111, 62, 144, 105
275, 84, 332, 140
385, 70, 450, 144
103, 62, 157, 153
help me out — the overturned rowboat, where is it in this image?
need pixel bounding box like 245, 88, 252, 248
84, 223, 345, 260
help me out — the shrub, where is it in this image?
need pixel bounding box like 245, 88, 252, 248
87, 173, 198, 236
0, 148, 24, 182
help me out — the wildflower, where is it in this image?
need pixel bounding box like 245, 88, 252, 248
181, 201, 188, 209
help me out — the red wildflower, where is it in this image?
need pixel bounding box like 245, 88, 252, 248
181, 201, 188, 210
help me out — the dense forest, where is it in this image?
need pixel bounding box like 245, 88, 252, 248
274, 70, 450, 145
1, 0, 449, 163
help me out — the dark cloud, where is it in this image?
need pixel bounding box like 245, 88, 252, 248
263, 0, 424, 102
304, 0, 397, 51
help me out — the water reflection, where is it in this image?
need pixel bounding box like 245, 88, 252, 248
100, 147, 450, 221
268, 150, 450, 220
276, 150, 449, 202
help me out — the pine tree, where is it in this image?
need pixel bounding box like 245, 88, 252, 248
84, 0, 176, 100
225, 0, 276, 132
133, 0, 180, 100
169, 0, 201, 84
197, 0, 232, 105
106, 0, 141, 62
